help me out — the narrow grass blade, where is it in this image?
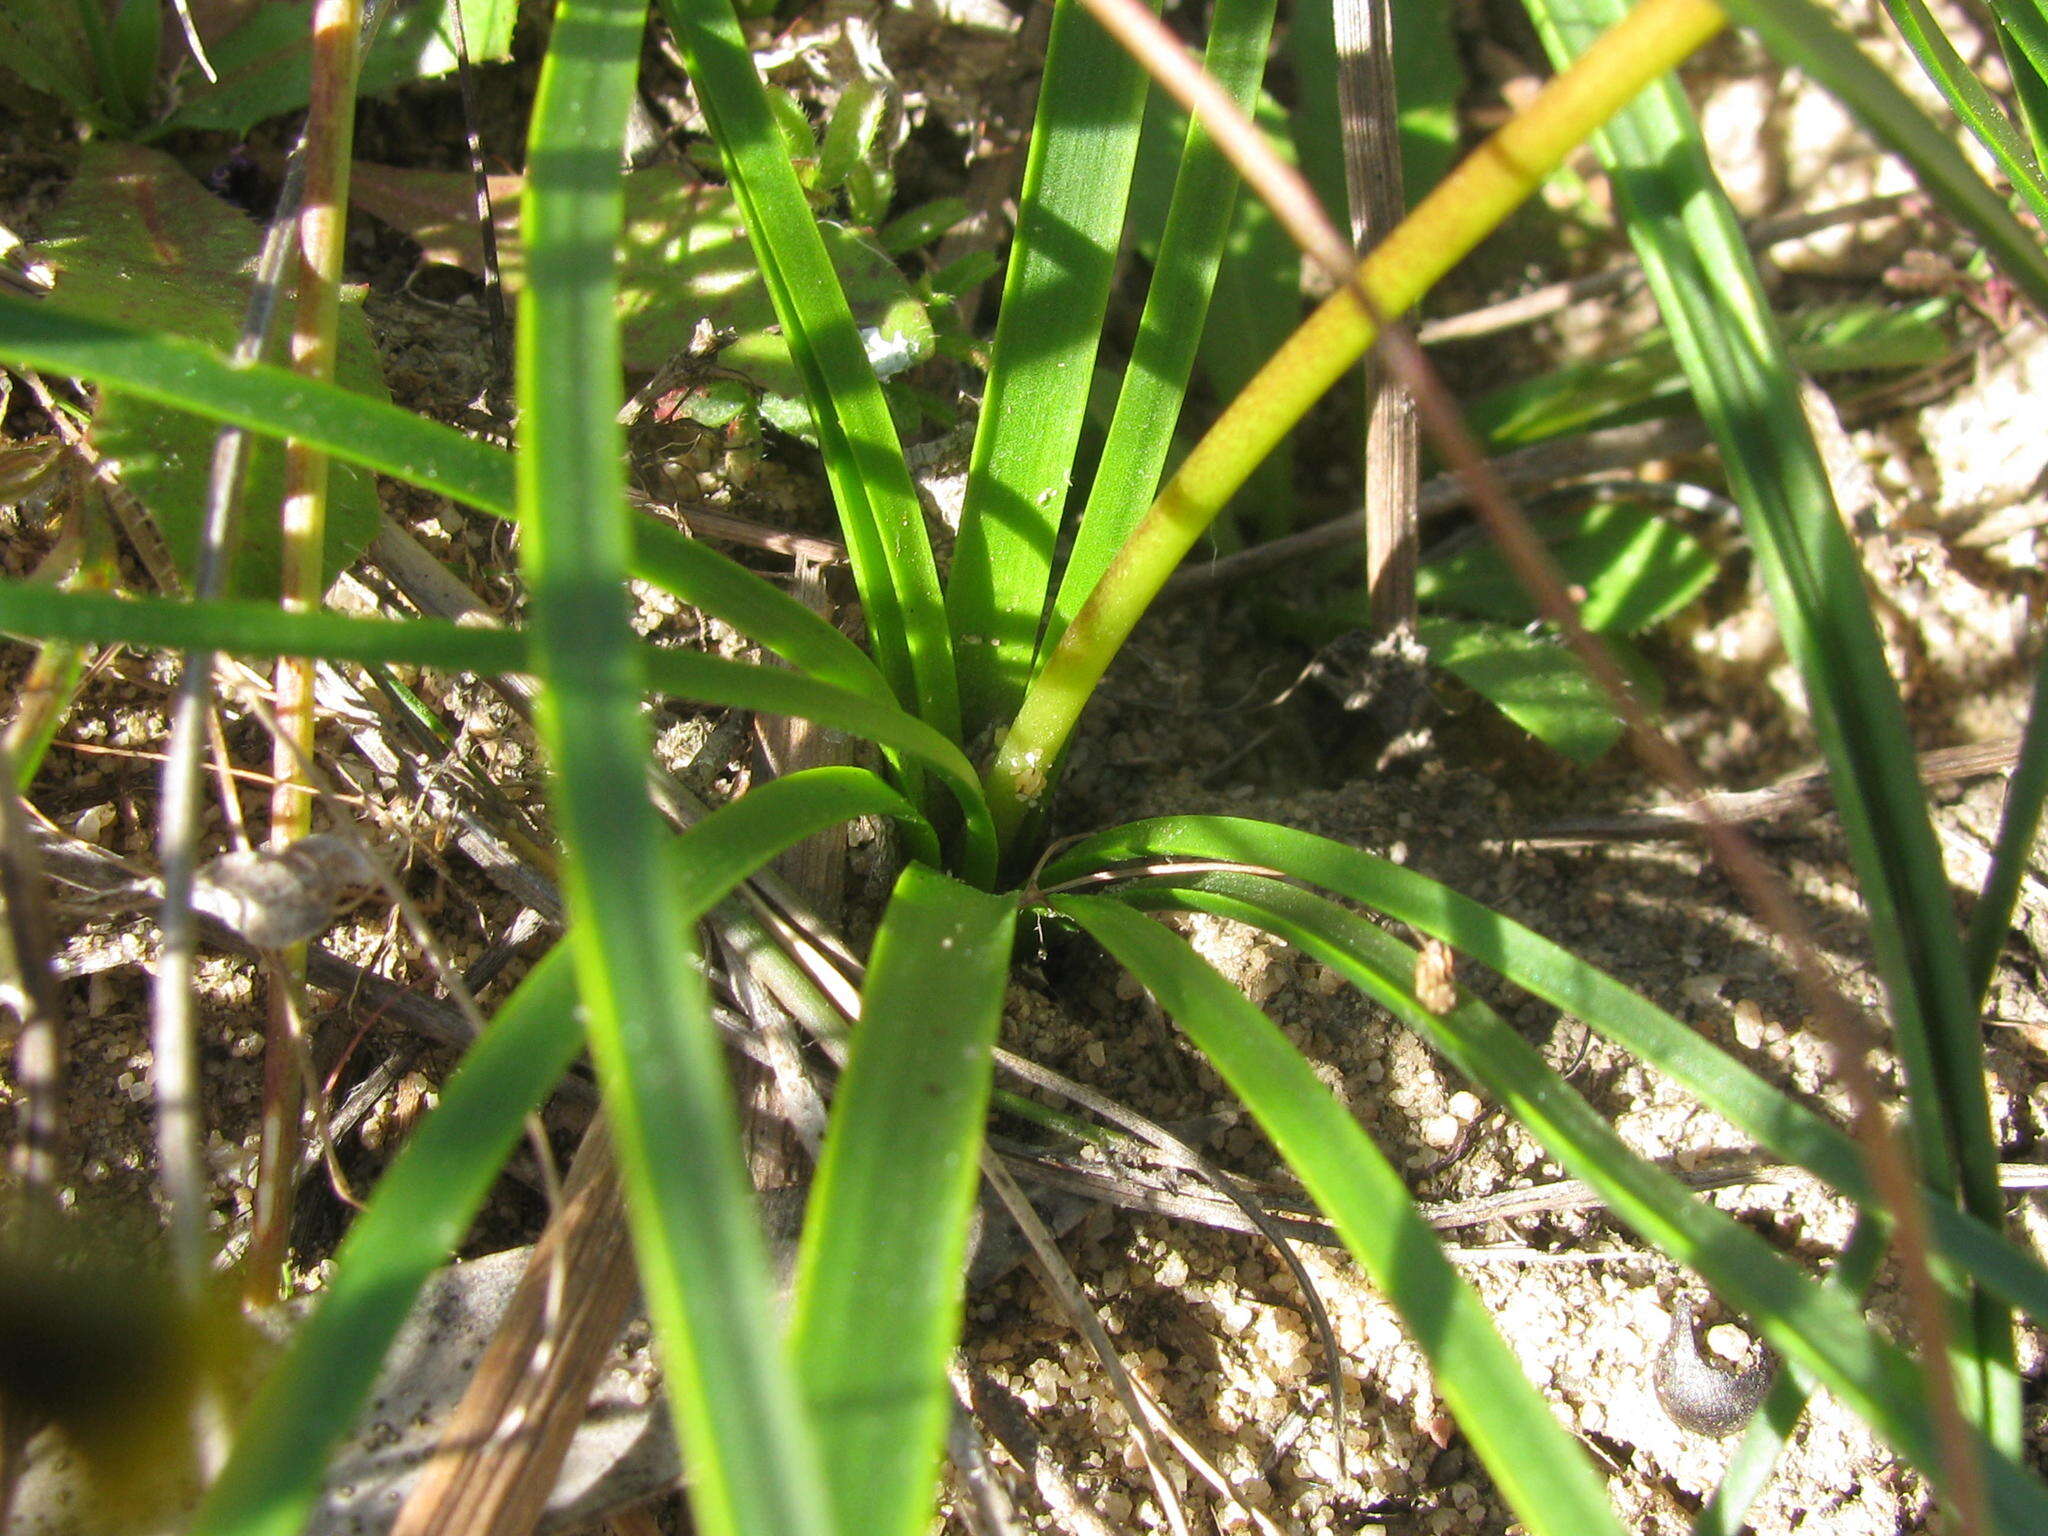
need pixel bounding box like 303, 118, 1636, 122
514, 5, 832, 1534
0, 582, 527, 671
629, 653, 999, 882
1964, 642, 2048, 1007
1998, 10, 2048, 180
1119, 872, 2048, 1529
0, 297, 891, 702
1527, 0, 2009, 1439
1048, 892, 1631, 1536
1875, 0, 2048, 225
945, 0, 1155, 735
1041, 816, 2048, 1328
1200, 163, 1301, 542
652, 0, 958, 739
623, 518, 893, 706
790, 865, 1016, 1536
0, 295, 510, 506
986, 0, 1729, 840
1043, 0, 1278, 659
192, 767, 926, 1536
190, 947, 583, 1536
1989, 0, 2048, 105
0, 583, 995, 878
662, 765, 938, 877
1713, 0, 2048, 315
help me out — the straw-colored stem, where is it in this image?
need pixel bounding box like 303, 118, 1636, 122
251, 0, 364, 1302
985, 0, 1728, 842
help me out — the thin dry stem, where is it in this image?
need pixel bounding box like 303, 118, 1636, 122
252, 0, 367, 1303
1335, 0, 1419, 634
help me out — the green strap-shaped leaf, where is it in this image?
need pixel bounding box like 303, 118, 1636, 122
0, 581, 526, 671
651, 0, 958, 741
0, 295, 892, 706
1041, 815, 2048, 1330
515, 3, 833, 1533
191, 947, 584, 1536
791, 865, 1017, 1536
1965, 641, 2048, 1008
192, 765, 927, 1536
1042, 0, 1279, 661
0, 581, 994, 879
0, 295, 509, 502
1874, 0, 2048, 225
1526, 0, 2010, 1438
1049, 892, 1632, 1536
670, 765, 938, 877
1712, 0, 2048, 315
1121, 872, 2048, 1529
946, 0, 1155, 735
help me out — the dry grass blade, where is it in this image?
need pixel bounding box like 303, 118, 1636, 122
1525, 735, 2023, 843
387, 1119, 639, 1536
255, 0, 370, 1300
1335, 0, 1419, 635
962, 1365, 1126, 1536
980, 1154, 1194, 1536
989, 1039, 1349, 1481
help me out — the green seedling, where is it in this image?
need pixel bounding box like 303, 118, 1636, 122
8, 0, 2048, 1533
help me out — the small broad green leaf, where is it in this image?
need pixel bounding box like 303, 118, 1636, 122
765, 86, 822, 177
349, 162, 935, 392
1418, 499, 1718, 634
36, 143, 384, 598
1467, 301, 1950, 450
877, 197, 966, 256
1417, 616, 1628, 759
816, 77, 891, 195
0, 0, 102, 122
165, 0, 518, 135
665, 376, 758, 431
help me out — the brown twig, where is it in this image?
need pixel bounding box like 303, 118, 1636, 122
1524, 736, 2023, 844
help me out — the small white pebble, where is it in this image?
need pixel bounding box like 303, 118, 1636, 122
70, 803, 115, 844
1733, 999, 1768, 1047
1681, 972, 1727, 1008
